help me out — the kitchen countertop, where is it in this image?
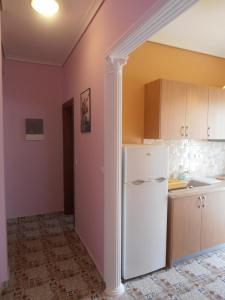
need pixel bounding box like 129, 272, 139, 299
168, 179, 225, 199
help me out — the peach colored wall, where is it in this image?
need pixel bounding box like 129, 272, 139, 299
123, 42, 225, 143
0, 15, 8, 284
63, 0, 158, 274
3, 60, 64, 218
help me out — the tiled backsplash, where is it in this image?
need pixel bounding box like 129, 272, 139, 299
144, 139, 225, 178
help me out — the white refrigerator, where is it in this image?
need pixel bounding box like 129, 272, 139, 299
122, 144, 169, 280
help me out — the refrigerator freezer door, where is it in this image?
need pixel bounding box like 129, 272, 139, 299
123, 145, 168, 183
122, 180, 168, 280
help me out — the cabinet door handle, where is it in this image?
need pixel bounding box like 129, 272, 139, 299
197, 196, 202, 208
202, 195, 206, 208
185, 126, 189, 137
180, 126, 185, 137
207, 127, 210, 138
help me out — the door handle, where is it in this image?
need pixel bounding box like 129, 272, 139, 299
132, 180, 145, 185
202, 195, 206, 208
180, 126, 184, 137
185, 126, 189, 137
197, 196, 202, 208
155, 177, 167, 183
207, 127, 210, 138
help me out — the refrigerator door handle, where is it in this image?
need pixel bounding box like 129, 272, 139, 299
155, 177, 167, 183
132, 180, 145, 185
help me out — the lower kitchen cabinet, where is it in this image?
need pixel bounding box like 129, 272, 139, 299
168, 195, 201, 263
201, 191, 225, 249
168, 190, 225, 265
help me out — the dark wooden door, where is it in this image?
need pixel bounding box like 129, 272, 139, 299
63, 99, 74, 215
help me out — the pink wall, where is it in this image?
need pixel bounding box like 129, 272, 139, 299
0, 15, 8, 284
63, 0, 158, 274
3, 60, 64, 218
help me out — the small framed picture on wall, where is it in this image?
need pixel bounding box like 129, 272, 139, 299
25, 118, 44, 140
80, 88, 91, 133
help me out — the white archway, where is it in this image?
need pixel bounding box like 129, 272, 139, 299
103, 0, 198, 295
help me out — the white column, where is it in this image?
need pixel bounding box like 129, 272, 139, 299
102, 0, 198, 296
103, 56, 128, 296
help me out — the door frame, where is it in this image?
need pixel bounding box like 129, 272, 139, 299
103, 0, 198, 296
62, 98, 75, 215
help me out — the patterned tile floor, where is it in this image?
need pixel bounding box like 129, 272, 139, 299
1, 213, 105, 300
2, 212, 225, 299
125, 250, 225, 299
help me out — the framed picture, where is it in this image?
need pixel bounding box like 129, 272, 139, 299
25, 118, 44, 140
80, 88, 91, 133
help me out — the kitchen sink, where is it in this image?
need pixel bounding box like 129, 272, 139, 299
169, 177, 221, 191
186, 180, 210, 188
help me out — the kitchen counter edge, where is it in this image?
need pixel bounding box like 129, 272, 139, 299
168, 182, 225, 199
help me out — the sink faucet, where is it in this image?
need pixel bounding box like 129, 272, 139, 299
178, 170, 190, 180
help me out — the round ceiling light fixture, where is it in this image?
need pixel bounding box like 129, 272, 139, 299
31, 0, 59, 17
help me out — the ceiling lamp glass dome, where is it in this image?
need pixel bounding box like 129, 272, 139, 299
31, 0, 59, 17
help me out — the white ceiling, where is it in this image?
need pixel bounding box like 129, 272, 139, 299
150, 0, 225, 59
2, 0, 103, 65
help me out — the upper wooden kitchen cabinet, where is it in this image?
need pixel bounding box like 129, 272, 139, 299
208, 87, 225, 139
145, 79, 187, 139
186, 84, 208, 139
144, 79, 209, 139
